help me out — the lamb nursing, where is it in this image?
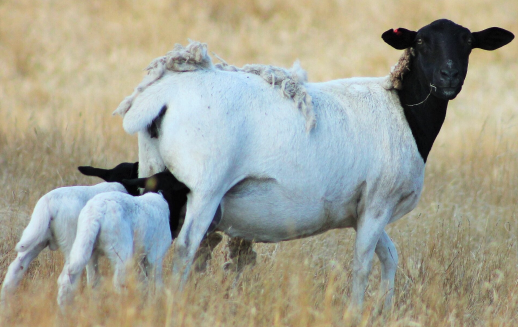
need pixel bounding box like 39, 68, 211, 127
1, 162, 139, 302
57, 171, 188, 308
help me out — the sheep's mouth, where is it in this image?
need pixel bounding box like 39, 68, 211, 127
433, 86, 461, 100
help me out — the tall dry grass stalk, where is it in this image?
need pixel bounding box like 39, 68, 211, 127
0, 0, 517, 325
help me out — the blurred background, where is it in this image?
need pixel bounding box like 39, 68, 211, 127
0, 0, 517, 325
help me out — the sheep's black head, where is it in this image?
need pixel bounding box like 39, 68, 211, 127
382, 19, 514, 100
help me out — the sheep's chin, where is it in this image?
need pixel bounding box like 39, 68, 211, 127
433, 86, 462, 100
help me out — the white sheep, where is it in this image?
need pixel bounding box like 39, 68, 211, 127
57, 171, 187, 308
114, 19, 514, 312
0, 162, 139, 302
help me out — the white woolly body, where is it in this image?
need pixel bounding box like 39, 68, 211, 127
128, 71, 424, 240
57, 191, 172, 307
121, 64, 425, 310
1, 182, 127, 301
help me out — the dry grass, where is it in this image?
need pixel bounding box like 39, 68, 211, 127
1, 0, 517, 325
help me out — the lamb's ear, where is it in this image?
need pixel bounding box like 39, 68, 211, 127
154, 171, 189, 192
121, 177, 147, 189
170, 180, 189, 192
382, 28, 417, 50
78, 166, 109, 181
472, 27, 514, 50
130, 162, 139, 179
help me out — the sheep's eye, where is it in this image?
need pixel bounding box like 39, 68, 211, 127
467, 38, 472, 45
416, 38, 423, 45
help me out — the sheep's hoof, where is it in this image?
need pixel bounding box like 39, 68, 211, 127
223, 250, 257, 273
192, 233, 223, 272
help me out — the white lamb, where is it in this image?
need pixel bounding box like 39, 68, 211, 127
57, 170, 186, 308
0, 162, 139, 302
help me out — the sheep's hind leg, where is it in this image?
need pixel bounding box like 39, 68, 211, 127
138, 132, 166, 178
1, 242, 47, 302
172, 192, 222, 289
222, 237, 257, 289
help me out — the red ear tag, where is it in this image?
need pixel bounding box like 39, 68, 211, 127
393, 28, 402, 35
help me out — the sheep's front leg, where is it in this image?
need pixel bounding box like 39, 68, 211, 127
375, 231, 398, 310
348, 207, 392, 313
1, 242, 47, 302
172, 192, 222, 289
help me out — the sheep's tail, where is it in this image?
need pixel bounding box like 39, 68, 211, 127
15, 196, 52, 253
65, 202, 105, 275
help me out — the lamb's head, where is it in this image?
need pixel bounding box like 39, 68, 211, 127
122, 170, 190, 232
382, 19, 514, 100
122, 170, 188, 195
78, 162, 140, 195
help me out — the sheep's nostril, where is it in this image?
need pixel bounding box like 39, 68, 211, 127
449, 69, 459, 79
440, 69, 459, 79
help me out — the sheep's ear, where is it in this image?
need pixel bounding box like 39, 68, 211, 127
382, 28, 417, 50
472, 27, 514, 50
78, 166, 109, 181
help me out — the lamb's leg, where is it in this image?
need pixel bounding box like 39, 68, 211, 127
172, 192, 222, 289
375, 231, 398, 310
107, 243, 133, 293
1, 242, 47, 302
112, 263, 127, 293
57, 263, 83, 309
153, 261, 164, 288
143, 257, 164, 291
85, 251, 101, 288
147, 246, 169, 288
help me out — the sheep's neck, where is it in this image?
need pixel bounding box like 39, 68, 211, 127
398, 66, 448, 163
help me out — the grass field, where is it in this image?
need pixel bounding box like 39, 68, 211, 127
0, 0, 517, 325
